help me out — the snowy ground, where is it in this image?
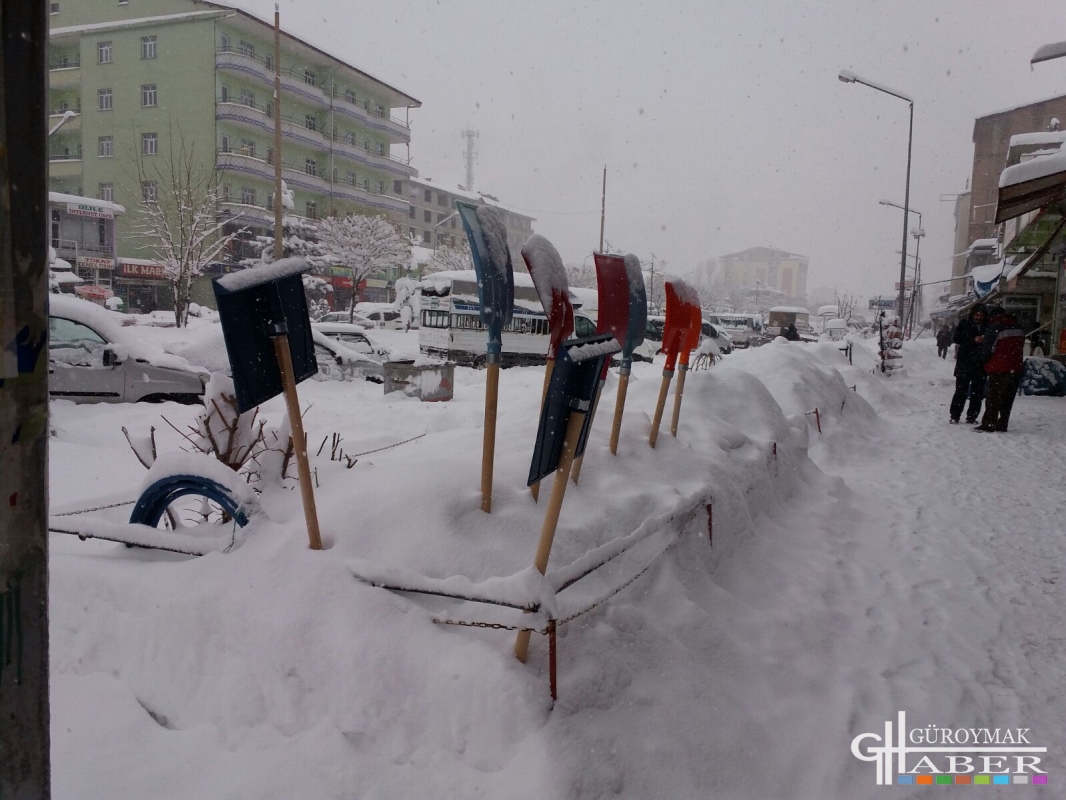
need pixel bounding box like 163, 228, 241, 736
48, 335, 1065, 798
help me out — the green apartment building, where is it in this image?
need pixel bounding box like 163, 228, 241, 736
48, 0, 420, 309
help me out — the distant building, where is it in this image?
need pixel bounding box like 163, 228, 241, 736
397, 175, 535, 269
48, 191, 123, 287
714, 246, 808, 299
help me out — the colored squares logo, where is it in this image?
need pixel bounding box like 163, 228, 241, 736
897, 776, 913, 785
935, 775, 953, 785
993, 775, 1010, 784
916, 775, 934, 785
954, 775, 971, 784
974, 776, 991, 784
899, 773, 1048, 785
1034, 775, 1049, 784
1013, 775, 1029, 784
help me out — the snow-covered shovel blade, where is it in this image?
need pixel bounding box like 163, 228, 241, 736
457, 202, 515, 513
648, 281, 690, 448
570, 254, 631, 484
609, 255, 647, 455
523, 234, 574, 502
671, 291, 703, 438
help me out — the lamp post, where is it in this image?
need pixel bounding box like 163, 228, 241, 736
881, 200, 925, 334
840, 69, 914, 326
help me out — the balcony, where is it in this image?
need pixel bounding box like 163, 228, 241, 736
332, 95, 411, 144
331, 181, 407, 214
48, 58, 81, 89
216, 150, 275, 182
219, 201, 273, 227
279, 70, 329, 110
332, 136, 414, 178
215, 48, 273, 85
282, 165, 329, 195
49, 151, 83, 178
215, 100, 329, 152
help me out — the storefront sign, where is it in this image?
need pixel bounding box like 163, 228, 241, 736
66, 202, 114, 220
331, 275, 353, 289
328, 266, 351, 277
79, 256, 115, 271
121, 261, 167, 280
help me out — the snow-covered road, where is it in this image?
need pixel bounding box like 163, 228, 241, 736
48, 339, 1065, 798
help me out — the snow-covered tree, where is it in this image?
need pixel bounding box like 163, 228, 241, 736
392, 275, 420, 330
315, 213, 410, 322
564, 261, 597, 289
132, 132, 243, 327
424, 238, 472, 275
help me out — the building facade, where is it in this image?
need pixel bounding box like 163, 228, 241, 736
714, 246, 809, 300
48, 0, 420, 282
398, 175, 535, 269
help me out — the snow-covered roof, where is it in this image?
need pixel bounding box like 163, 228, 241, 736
118, 257, 163, 267
1008, 131, 1066, 148
978, 92, 1066, 120
420, 269, 535, 290
409, 176, 532, 220
999, 141, 1066, 189
53, 271, 83, 285
968, 238, 999, 252
970, 262, 1005, 283
817, 305, 839, 316
49, 191, 126, 215
50, 10, 225, 36
768, 306, 811, 314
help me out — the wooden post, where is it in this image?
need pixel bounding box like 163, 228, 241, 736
530, 359, 555, 503
515, 408, 586, 662
272, 334, 322, 549
669, 365, 689, 437
608, 368, 630, 455
569, 379, 603, 485
0, 0, 50, 791
648, 369, 674, 448
481, 357, 501, 512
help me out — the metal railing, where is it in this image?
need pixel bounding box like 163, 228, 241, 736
49, 57, 81, 70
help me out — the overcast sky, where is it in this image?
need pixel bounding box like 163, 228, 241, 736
234, 0, 1066, 298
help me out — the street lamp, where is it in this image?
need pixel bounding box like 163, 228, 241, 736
840, 69, 915, 325
48, 108, 78, 137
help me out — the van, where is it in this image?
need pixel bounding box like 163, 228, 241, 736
704, 313, 768, 348
419, 270, 596, 367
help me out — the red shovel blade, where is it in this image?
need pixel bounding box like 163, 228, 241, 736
523, 234, 574, 358
594, 253, 631, 377
678, 303, 703, 367
662, 282, 688, 371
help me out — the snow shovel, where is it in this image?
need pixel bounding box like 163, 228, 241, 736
670, 298, 703, 438
609, 254, 647, 455
648, 281, 688, 448
523, 234, 574, 502
570, 253, 631, 485
457, 202, 515, 513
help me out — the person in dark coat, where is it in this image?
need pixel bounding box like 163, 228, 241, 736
783, 323, 801, 341
949, 303, 988, 424
976, 306, 1025, 432
935, 324, 952, 359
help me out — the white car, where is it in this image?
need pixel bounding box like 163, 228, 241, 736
633, 316, 733, 361
310, 329, 385, 384
49, 295, 207, 404
316, 310, 369, 326
311, 322, 391, 360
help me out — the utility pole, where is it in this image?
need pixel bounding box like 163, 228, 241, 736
0, 0, 51, 796
461, 128, 478, 192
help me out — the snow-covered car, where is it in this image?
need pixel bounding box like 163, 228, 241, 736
311, 329, 384, 384
48, 294, 207, 404
316, 310, 370, 326
355, 302, 405, 330
311, 323, 391, 360
634, 316, 732, 361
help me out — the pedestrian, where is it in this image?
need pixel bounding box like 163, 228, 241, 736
783, 323, 801, 342
935, 323, 952, 359
949, 303, 989, 424
976, 305, 1025, 432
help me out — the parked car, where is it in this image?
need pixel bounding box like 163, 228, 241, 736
311, 322, 391, 360
49, 294, 207, 404
634, 316, 733, 361
316, 310, 370, 326
311, 329, 385, 384
354, 302, 406, 330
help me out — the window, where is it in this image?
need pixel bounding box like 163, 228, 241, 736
363, 138, 370, 151
238, 138, 255, 157
394, 180, 403, 194
344, 131, 355, 146
346, 172, 356, 187
450, 217, 457, 229
141, 84, 157, 107
98, 88, 112, 111
436, 212, 446, 223
305, 158, 317, 176
238, 40, 255, 57
97, 219, 107, 248
376, 104, 385, 118
345, 89, 356, 104
220, 184, 230, 202
141, 36, 156, 60
362, 178, 369, 190
424, 189, 432, 202
220, 135, 230, 153
99, 183, 114, 202
408, 205, 415, 219
265, 101, 273, 119
239, 89, 255, 107
332, 168, 337, 182
142, 181, 158, 203
266, 148, 274, 165
98, 41, 112, 64
220, 85, 229, 102
423, 210, 432, 223
266, 194, 274, 211
305, 201, 317, 219
49, 3, 59, 14
375, 142, 385, 156
240, 187, 256, 205
220, 34, 230, 51
264, 54, 273, 71
97, 136, 113, 157
142, 132, 157, 155
410, 227, 416, 239
304, 70, 316, 87
304, 114, 317, 132
378, 181, 386, 194
50, 318, 106, 349
422, 230, 431, 243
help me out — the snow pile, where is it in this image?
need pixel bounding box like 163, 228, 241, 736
49, 334, 926, 799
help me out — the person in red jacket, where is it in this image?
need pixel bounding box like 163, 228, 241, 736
976, 306, 1025, 432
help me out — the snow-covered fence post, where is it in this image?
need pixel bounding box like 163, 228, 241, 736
0, 0, 51, 791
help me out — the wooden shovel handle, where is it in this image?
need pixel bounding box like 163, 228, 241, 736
530, 359, 556, 503
609, 372, 630, 455
648, 370, 673, 448
481, 361, 500, 513
669, 367, 688, 437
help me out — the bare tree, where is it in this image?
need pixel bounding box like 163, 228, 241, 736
132, 127, 243, 327
314, 213, 410, 323
564, 260, 597, 289
424, 238, 472, 275
836, 292, 856, 321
